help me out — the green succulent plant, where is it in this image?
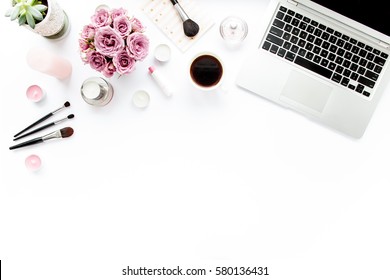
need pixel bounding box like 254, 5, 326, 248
5, 0, 48, 29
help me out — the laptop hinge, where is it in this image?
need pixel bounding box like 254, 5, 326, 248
379, 41, 389, 49
287, 0, 298, 6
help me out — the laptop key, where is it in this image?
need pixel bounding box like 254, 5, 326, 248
262, 41, 271, 51
276, 11, 285, 20
283, 33, 291, 40
270, 26, 284, 37
273, 18, 285, 29
313, 55, 321, 63
291, 45, 299, 53
266, 34, 284, 46
350, 73, 359, 81
358, 76, 375, 88
278, 48, 287, 57
294, 56, 332, 78
306, 52, 314, 60
363, 91, 371, 97
374, 65, 383, 74
328, 62, 336, 70
285, 51, 296, 61
270, 44, 279, 54
341, 77, 350, 86
283, 41, 292, 50
298, 48, 307, 57
284, 24, 293, 32
332, 73, 342, 83
356, 84, 364, 93
374, 56, 386, 66
284, 15, 293, 23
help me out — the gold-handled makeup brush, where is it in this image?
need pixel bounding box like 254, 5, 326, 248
170, 0, 199, 37
9, 127, 74, 150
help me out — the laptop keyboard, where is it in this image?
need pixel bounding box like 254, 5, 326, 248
261, 5, 389, 98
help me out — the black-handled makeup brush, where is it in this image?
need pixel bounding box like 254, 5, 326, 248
13, 101, 71, 138
9, 127, 74, 150
13, 114, 75, 141
170, 0, 199, 37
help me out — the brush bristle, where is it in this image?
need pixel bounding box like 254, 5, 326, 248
68, 114, 75, 119
60, 127, 74, 138
64, 101, 71, 107
183, 19, 199, 37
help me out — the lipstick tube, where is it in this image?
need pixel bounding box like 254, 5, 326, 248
148, 66, 174, 97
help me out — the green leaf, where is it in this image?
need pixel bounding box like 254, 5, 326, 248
34, 4, 47, 12
18, 14, 27, 25
26, 12, 35, 29
4, 7, 14, 17
27, 6, 43, 21
10, 5, 21, 20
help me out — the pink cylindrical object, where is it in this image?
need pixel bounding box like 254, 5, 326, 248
26, 47, 72, 80
26, 85, 45, 102
25, 154, 42, 171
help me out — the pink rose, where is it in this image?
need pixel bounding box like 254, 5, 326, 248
103, 61, 116, 78
79, 39, 89, 51
91, 9, 112, 27
126, 32, 149, 61
113, 49, 136, 75
113, 15, 132, 38
87, 51, 107, 71
111, 8, 127, 20
131, 17, 145, 32
81, 24, 96, 40
94, 26, 124, 57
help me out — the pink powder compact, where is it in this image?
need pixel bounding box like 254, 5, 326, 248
25, 154, 42, 171
26, 85, 45, 102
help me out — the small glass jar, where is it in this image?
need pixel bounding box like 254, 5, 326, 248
220, 16, 248, 44
81, 77, 114, 106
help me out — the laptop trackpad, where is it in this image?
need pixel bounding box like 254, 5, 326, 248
280, 70, 332, 113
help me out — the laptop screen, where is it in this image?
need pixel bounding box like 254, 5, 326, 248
311, 0, 390, 37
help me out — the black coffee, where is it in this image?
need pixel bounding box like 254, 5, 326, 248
190, 54, 223, 87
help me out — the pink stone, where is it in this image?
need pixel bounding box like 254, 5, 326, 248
25, 154, 42, 171
26, 85, 45, 102
26, 47, 72, 80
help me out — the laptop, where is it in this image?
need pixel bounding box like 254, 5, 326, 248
236, 0, 390, 138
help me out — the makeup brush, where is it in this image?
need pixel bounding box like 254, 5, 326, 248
13, 114, 75, 141
9, 127, 74, 150
13, 101, 71, 138
170, 0, 199, 37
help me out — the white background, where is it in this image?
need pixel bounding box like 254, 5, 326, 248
1, 0, 390, 279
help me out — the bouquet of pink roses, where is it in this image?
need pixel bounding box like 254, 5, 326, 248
79, 7, 149, 78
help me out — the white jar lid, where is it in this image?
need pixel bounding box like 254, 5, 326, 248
132, 90, 150, 108
154, 44, 171, 62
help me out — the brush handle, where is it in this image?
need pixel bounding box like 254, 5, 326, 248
170, 0, 190, 21
13, 122, 55, 141
9, 138, 44, 150
13, 113, 53, 138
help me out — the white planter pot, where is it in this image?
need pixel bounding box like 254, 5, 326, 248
24, 0, 70, 40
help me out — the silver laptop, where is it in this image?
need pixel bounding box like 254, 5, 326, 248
236, 0, 390, 138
